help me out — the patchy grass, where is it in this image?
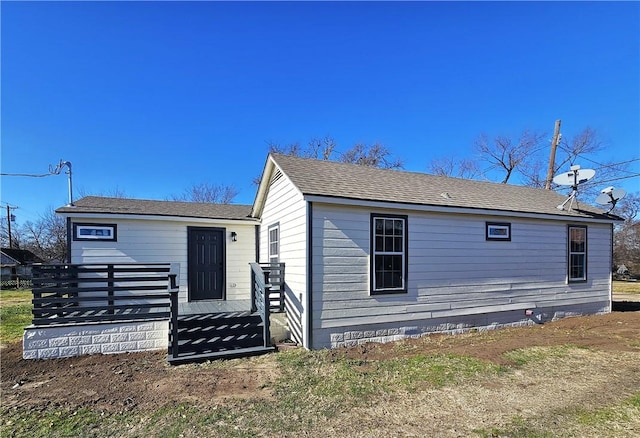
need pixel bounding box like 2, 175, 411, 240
0, 407, 131, 438
0, 289, 33, 307
2, 299, 639, 437
613, 280, 640, 294
480, 392, 640, 438
5, 346, 639, 437
0, 289, 32, 344
503, 345, 582, 367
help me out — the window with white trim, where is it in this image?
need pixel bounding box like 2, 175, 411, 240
568, 226, 587, 282
371, 214, 407, 294
268, 224, 280, 263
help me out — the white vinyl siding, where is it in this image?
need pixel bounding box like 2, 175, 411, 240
259, 170, 308, 346
310, 203, 612, 348
69, 218, 256, 302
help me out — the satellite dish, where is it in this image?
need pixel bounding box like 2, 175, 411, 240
595, 187, 627, 213
552, 166, 596, 186
553, 165, 596, 211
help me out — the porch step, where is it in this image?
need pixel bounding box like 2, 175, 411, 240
169, 311, 269, 362
168, 345, 275, 365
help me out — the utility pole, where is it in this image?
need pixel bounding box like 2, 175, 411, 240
5, 204, 17, 248
544, 119, 562, 190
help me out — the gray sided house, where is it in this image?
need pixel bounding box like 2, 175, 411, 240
27, 153, 617, 361
252, 154, 617, 349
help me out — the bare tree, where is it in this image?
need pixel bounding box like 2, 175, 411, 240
430, 125, 631, 204
429, 156, 481, 179
267, 137, 338, 161
267, 137, 403, 168
255, 137, 404, 184
307, 137, 338, 160
474, 130, 546, 184
267, 141, 304, 158
18, 207, 67, 262
75, 186, 129, 199
0, 220, 23, 249
613, 192, 640, 275
339, 143, 404, 169
617, 192, 640, 222
171, 182, 238, 204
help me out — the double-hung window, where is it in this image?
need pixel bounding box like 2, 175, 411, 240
268, 224, 280, 263
568, 226, 587, 282
371, 214, 408, 294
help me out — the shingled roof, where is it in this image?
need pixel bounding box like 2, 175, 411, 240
262, 153, 611, 220
56, 197, 255, 221
1, 248, 44, 265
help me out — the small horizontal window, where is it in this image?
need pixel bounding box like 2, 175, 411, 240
73, 223, 117, 241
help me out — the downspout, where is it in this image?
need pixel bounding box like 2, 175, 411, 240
66, 217, 72, 263
306, 201, 313, 349
255, 224, 260, 262
609, 222, 614, 311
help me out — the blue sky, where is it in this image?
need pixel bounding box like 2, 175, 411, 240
2, 1, 639, 224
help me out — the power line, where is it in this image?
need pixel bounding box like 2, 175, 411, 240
555, 144, 640, 169
575, 154, 640, 169
0, 172, 52, 177
595, 174, 640, 184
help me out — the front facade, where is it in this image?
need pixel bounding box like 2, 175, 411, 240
253, 154, 617, 349
22, 199, 263, 360
57, 198, 259, 304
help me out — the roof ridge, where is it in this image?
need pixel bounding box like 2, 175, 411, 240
269, 153, 611, 220
270, 153, 555, 195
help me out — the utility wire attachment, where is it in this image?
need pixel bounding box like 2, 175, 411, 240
49, 160, 74, 206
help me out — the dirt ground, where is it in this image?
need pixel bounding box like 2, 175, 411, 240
2, 304, 639, 416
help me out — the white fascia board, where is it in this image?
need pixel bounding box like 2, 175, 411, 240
58, 212, 259, 225
303, 195, 617, 225
250, 155, 275, 218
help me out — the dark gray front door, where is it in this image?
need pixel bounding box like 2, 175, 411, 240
188, 227, 225, 301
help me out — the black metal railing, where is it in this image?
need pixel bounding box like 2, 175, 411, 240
167, 265, 181, 358
250, 263, 272, 349
259, 262, 286, 312
31, 263, 176, 326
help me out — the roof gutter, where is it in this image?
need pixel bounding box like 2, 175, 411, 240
56, 212, 259, 225
302, 195, 621, 224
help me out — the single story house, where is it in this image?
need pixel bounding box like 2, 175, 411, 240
252, 154, 618, 349
25, 153, 618, 359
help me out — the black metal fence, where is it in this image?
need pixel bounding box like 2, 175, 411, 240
0, 278, 33, 290
31, 264, 175, 326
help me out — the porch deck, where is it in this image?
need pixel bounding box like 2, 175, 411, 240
178, 299, 251, 315
28, 263, 286, 363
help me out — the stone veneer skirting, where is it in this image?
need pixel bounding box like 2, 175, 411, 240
324, 302, 610, 349
23, 319, 169, 360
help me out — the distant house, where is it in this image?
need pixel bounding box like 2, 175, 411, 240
27, 153, 620, 360
1, 248, 44, 281
616, 265, 629, 276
